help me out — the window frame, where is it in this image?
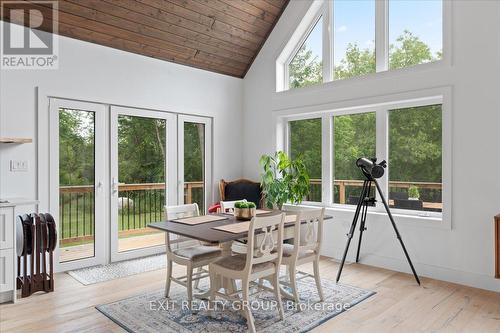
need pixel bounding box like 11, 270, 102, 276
283, 5, 329, 91
281, 90, 451, 228
276, 0, 451, 92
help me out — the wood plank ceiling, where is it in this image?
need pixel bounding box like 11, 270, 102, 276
1, 0, 289, 77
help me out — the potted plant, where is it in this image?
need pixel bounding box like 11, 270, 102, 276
259, 151, 310, 210
408, 185, 420, 200
234, 201, 257, 220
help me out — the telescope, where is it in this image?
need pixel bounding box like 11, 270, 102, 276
337, 157, 420, 285
356, 157, 387, 179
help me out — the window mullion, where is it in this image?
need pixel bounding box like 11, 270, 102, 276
321, 115, 333, 205
375, 108, 388, 210
322, 0, 333, 83
375, 0, 388, 72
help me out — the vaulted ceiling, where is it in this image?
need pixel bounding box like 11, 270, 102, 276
1, 0, 289, 78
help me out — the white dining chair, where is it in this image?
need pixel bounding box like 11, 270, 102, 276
209, 213, 286, 333
220, 199, 247, 214
164, 203, 222, 310
281, 207, 325, 305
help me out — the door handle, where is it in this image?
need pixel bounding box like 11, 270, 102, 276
112, 178, 125, 194
96, 181, 103, 193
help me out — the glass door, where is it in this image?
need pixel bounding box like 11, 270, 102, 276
178, 115, 212, 213
110, 106, 176, 262
49, 99, 107, 271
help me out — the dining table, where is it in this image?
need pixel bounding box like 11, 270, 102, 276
148, 209, 333, 300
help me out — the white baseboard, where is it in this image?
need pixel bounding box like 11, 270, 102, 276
323, 248, 500, 293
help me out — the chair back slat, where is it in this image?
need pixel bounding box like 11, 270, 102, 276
245, 213, 285, 272
290, 208, 325, 256
164, 204, 200, 251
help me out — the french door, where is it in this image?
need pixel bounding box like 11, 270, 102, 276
109, 106, 176, 262
50, 99, 107, 271
50, 99, 213, 269
178, 115, 212, 214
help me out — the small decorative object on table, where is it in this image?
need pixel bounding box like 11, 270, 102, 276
233, 201, 256, 220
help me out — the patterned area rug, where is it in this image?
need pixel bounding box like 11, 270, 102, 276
68, 254, 166, 285
96, 277, 375, 333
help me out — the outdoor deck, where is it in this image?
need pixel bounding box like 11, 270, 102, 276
60, 232, 165, 263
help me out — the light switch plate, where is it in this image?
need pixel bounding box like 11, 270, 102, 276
10, 160, 28, 172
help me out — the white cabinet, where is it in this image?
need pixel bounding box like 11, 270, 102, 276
0, 207, 15, 303
0, 248, 14, 292
0, 208, 14, 249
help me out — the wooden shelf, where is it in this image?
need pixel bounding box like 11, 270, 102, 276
0, 137, 32, 144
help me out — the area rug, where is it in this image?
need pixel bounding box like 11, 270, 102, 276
96, 277, 375, 333
68, 254, 166, 285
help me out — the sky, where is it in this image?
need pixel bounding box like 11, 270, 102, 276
300, 0, 442, 66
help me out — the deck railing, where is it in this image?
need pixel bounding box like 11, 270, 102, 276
59, 181, 203, 244
59, 179, 441, 244
307, 179, 442, 207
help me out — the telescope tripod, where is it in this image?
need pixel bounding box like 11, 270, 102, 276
335, 177, 421, 285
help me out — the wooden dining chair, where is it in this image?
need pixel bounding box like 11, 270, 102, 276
281, 207, 325, 305
209, 213, 286, 333
164, 203, 222, 309
220, 199, 247, 214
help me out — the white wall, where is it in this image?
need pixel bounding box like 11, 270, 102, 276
0, 25, 244, 211
243, 0, 500, 292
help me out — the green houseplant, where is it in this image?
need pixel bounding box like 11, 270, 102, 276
234, 201, 256, 220
259, 151, 310, 210
408, 185, 420, 200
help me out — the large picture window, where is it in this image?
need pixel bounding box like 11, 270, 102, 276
284, 97, 446, 219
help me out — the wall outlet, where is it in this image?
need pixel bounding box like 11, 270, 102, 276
10, 160, 28, 172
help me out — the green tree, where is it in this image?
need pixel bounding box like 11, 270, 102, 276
334, 44, 376, 80
390, 30, 435, 69
288, 45, 322, 89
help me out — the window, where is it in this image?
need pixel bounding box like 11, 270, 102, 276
333, 112, 376, 205
283, 96, 446, 220
278, 0, 444, 91
388, 105, 442, 212
289, 118, 322, 201
288, 17, 323, 89
333, 0, 375, 80
389, 0, 442, 70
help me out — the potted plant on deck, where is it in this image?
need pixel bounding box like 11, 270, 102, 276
259, 151, 310, 210
408, 185, 420, 200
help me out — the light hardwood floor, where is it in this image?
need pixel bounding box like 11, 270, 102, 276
0, 258, 498, 333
